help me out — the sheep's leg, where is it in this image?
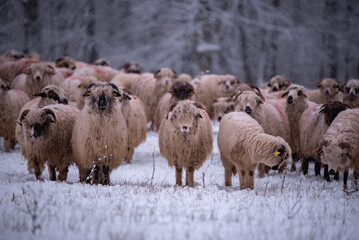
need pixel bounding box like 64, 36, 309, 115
48, 165, 56, 181
302, 158, 309, 175
278, 161, 287, 174
175, 167, 182, 186
79, 168, 91, 183
334, 171, 339, 181
3, 137, 11, 152
291, 153, 298, 172
258, 164, 266, 178
92, 165, 100, 185
102, 165, 110, 185
34, 158, 42, 180
125, 147, 134, 164
10, 139, 16, 150
185, 166, 195, 187
58, 166, 69, 182
343, 170, 349, 190
323, 165, 330, 182
224, 166, 233, 187
314, 162, 321, 176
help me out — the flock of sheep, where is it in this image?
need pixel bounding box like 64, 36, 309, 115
0, 50, 358, 190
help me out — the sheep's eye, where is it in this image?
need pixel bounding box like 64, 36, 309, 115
113, 91, 120, 97
83, 91, 91, 97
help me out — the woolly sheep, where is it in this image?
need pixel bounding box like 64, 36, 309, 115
120, 62, 142, 74
316, 109, 359, 189
93, 58, 110, 67
111, 73, 140, 91
72, 82, 128, 185
340, 79, 359, 107
133, 68, 178, 124
72, 65, 119, 82
212, 97, 235, 122
308, 78, 343, 104
159, 100, 213, 187
0, 58, 38, 85
0, 79, 30, 152
11, 63, 64, 99
16, 104, 80, 180
299, 101, 350, 180
218, 112, 290, 189
153, 81, 195, 131
267, 75, 291, 93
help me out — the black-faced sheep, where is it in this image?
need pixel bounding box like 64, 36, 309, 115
159, 100, 213, 187
0, 79, 30, 152
17, 104, 80, 180
316, 109, 359, 189
218, 112, 290, 189
72, 82, 128, 185
153, 81, 195, 131
308, 78, 343, 104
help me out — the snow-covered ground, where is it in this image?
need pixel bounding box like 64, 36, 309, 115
0, 124, 358, 240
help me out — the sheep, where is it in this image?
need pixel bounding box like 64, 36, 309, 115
195, 74, 239, 119
267, 75, 291, 92
94, 58, 110, 66
212, 97, 235, 122
159, 100, 213, 187
316, 109, 359, 189
0, 79, 30, 152
118, 88, 147, 163
55, 56, 76, 70
233, 90, 290, 177
11, 63, 64, 99
153, 81, 195, 131
110, 73, 140, 91
299, 101, 351, 180
60, 76, 98, 109
72, 82, 128, 185
0, 57, 38, 85
218, 112, 290, 189
281, 84, 313, 171
16, 104, 79, 180
340, 79, 359, 107
3, 50, 25, 61
133, 68, 178, 124
72, 65, 119, 82
308, 78, 343, 104
120, 62, 142, 74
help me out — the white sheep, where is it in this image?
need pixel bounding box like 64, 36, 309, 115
159, 100, 213, 187
72, 82, 128, 185
218, 112, 290, 189
16, 104, 80, 180
0, 79, 30, 152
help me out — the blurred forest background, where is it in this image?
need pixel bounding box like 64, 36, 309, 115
1, 0, 358, 87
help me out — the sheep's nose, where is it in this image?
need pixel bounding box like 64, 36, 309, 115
225, 85, 229, 90
33, 124, 41, 138
97, 94, 107, 110
287, 95, 293, 104
329, 169, 335, 175
181, 126, 189, 133
272, 86, 278, 92
324, 90, 329, 96
165, 80, 169, 86
244, 106, 252, 114
35, 76, 41, 81
218, 116, 222, 122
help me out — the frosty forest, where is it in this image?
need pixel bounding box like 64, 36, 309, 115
1, 0, 359, 240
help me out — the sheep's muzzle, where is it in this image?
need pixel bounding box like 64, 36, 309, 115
97, 94, 107, 110
33, 124, 42, 138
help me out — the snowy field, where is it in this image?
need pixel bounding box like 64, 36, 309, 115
0, 123, 358, 240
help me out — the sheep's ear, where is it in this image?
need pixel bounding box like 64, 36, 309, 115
165, 102, 178, 119
338, 142, 351, 151
25, 66, 32, 75
33, 92, 47, 98
193, 102, 207, 111
319, 106, 325, 113
297, 90, 307, 98
122, 93, 131, 100
18, 109, 30, 126
256, 97, 264, 105
154, 69, 161, 79
313, 81, 322, 87
171, 69, 178, 78
196, 113, 203, 118
46, 64, 56, 75
281, 91, 289, 98
55, 57, 64, 67
44, 109, 56, 123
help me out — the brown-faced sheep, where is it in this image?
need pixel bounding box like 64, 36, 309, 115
233, 90, 290, 177
118, 88, 147, 163
159, 100, 213, 187
308, 78, 343, 104
195, 74, 239, 119
55, 56, 76, 70
267, 75, 291, 93
340, 79, 359, 107
110, 73, 140, 91
133, 68, 178, 124
212, 97, 235, 122
72, 65, 119, 82
153, 81, 195, 131
299, 101, 351, 180
17, 104, 80, 180
218, 112, 290, 189
0, 79, 30, 152
281, 84, 313, 171
11, 63, 64, 98
120, 62, 142, 74
316, 109, 359, 189
72, 82, 128, 185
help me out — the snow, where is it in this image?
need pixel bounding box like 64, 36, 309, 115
0, 123, 358, 240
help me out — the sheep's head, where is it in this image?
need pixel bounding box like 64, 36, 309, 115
0, 79, 10, 94
281, 84, 307, 105
82, 82, 123, 114
166, 100, 205, 135
34, 85, 68, 106
313, 78, 342, 98
319, 101, 351, 125
218, 75, 239, 95
25, 63, 56, 84
122, 62, 142, 74
55, 56, 76, 70
154, 68, 178, 92
234, 91, 263, 117
260, 139, 290, 168
212, 97, 234, 122
4, 50, 25, 60
341, 79, 359, 103
18, 108, 56, 141
169, 81, 194, 101
316, 140, 352, 172
94, 58, 110, 67
268, 75, 291, 92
